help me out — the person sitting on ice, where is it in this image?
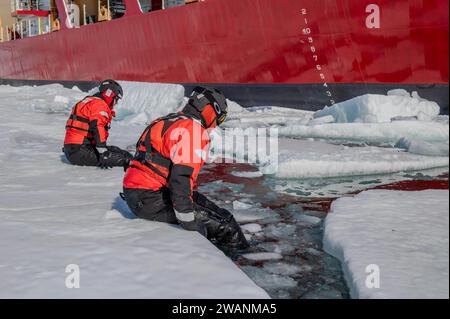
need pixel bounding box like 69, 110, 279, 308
63, 79, 132, 169
122, 86, 249, 249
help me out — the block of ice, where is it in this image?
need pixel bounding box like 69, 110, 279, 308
277, 121, 449, 146
323, 190, 449, 299
263, 262, 305, 276
295, 214, 322, 226
241, 266, 297, 290
241, 223, 263, 233
257, 242, 297, 255
307, 115, 335, 126
387, 89, 411, 97
242, 252, 283, 261
112, 81, 186, 124
395, 137, 449, 157
264, 223, 297, 240
230, 170, 264, 178
313, 93, 440, 123
233, 200, 253, 210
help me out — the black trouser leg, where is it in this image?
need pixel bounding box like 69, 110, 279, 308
64, 144, 99, 166
123, 188, 178, 224
123, 188, 248, 248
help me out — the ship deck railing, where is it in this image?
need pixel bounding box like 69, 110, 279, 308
1, 0, 206, 43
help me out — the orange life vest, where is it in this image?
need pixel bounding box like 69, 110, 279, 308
64, 96, 112, 146
123, 113, 210, 192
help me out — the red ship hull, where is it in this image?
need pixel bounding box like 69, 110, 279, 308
0, 0, 448, 111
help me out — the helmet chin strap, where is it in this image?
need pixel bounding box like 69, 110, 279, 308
101, 91, 116, 108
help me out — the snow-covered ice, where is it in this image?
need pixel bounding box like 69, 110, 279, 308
99, 81, 185, 125
395, 137, 449, 157
0, 84, 268, 298
323, 190, 449, 299
270, 138, 448, 179
222, 91, 448, 158
277, 121, 449, 146
313, 92, 440, 123
213, 131, 448, 179
1, 82, 448, 299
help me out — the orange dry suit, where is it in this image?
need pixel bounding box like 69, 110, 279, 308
122, 112, 248, 249
63, 94, 132, 168
64, 95, 113, 147
124, 112, 210, 214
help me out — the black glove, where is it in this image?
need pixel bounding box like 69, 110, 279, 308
108, 145, 133, 157
98, 150, 113, 169
101, 145, 134, 170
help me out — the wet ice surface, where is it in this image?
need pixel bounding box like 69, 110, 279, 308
198, 163, 448, 299
265, 167, 448, 197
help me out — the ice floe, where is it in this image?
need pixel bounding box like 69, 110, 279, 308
242, 252, 283, 261
323, 189, 449, 299
314, 92, 440, 123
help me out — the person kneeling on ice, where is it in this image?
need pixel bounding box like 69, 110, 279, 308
63, 80, 133, 169
122, 86, 248, 249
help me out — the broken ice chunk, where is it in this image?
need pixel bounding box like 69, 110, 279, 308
295, 214, 322, 226
263, 262, 310, 276
241, 266, 297, 290
307, 115, 335, 126
264, 224, 297, 240
233, 200, 253, 210
230, 170, 264, 178
387, 89, 411, 97
241, 223, 263, 233
242, 252, 283, 261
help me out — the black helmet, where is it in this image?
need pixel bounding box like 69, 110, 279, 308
99, 79, 123, 100
185, 86, 228, 126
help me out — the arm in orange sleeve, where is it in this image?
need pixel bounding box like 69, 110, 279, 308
167, 121, 210, 228
89, 102, 111, 147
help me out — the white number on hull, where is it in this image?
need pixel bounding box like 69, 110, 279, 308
300, 8, 336, 106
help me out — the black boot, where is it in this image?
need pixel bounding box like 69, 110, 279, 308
216, 216, 249, 249
195, 208, 249, 249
